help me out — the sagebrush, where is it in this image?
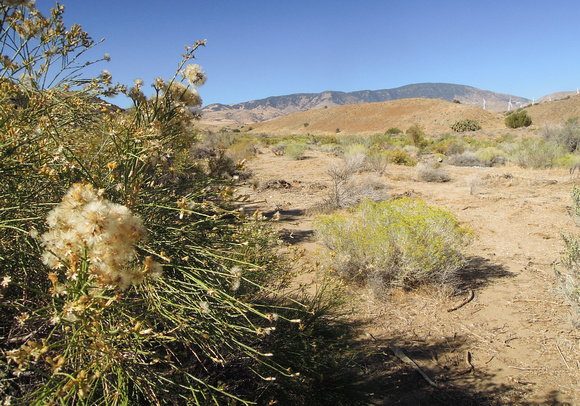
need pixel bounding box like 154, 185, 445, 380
314, 198, 473, 295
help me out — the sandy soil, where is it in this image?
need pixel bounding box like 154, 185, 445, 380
237, 147, 580, 405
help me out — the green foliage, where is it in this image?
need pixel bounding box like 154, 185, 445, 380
385, 127, 403, 135
507, 138, 566, 168
314, 198, 473, 294
505, 110, 532, 128
0, 4, 330, 404
405, 125, 428, 149
386, 148, 416, 166
285, 141, 307, 160
451, 119, 481, 132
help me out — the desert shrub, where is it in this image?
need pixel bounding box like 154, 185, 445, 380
385, 127, 403, 135
0, 5, 330, 404
317, 156, 389, 212
386, 148, 416, 166
314, 198, 473, 294
285, 141, 307, 160
543, 119, 580, 152
475, 147, 507, 166
448, 151, 483, 167
368, 132, 391, 147
449, 139, 473, 155
365, 146, 390, 174
556, 186, 580, 326
505, 110, 532, 128
417, 162, 451, 182
508, 138, 566, 168
227, 138, 258, 161
554, 153, 580, 169
271, 141, 287, 156
451, 119, 481, 132
406, 125, 428, 149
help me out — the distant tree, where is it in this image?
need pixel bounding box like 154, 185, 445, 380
453, 99, 461, 104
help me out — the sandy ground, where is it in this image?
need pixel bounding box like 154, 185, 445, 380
237, 147, 580, 405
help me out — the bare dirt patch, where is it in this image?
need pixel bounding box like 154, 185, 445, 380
237, 147, 580, 404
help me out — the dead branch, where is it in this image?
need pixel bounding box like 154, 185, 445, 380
388, 345, 438, 388
447, 289, 474, 312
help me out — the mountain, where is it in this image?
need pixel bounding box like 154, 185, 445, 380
247, 94, 580, 136
198, 83, 530, 129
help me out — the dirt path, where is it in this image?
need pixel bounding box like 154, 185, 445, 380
238, 148, 580, 404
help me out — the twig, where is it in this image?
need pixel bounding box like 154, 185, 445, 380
513, 299, 570, 306
447, 290, 474, 312
388, 345, 438, 388
555, 342, 570, 369
456, 350, 475, 375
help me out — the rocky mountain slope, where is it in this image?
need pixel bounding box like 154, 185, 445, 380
199, 83, 530, 129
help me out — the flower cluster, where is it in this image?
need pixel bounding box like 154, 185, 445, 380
41, 183, 160, 290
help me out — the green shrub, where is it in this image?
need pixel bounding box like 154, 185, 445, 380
285, 142, 307, 160
505, 110, 532, 128
508, 138, 566, 168
385, 127, 403, 135
406, 125, 428, 149
386, 148, 416, 166
314, 198, 473, 294
0, 4, 326, 404
451, 119, 481, 132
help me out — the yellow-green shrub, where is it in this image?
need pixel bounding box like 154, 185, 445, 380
314, 198, 473, 293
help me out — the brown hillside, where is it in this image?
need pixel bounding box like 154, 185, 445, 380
525, 93, 580, 127
248, 98, 505, 136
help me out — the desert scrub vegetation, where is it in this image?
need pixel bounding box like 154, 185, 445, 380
314, 198, 473, 296
450, 119, 481, 132
284, 141, 307, 160
543, 117, 580, 153
0, 3, 346, 404
416, 161, 451, 182
506, 138, 567, 168
557, 185, 580, 326
505, 109, 532, 128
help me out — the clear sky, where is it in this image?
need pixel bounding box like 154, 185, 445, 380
37, 0, 580, 107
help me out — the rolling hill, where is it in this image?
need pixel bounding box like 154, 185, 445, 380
245, 94, 580, 136
198, 83, 530, 129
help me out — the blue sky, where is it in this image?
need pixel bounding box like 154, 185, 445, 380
37, 0, 580, 107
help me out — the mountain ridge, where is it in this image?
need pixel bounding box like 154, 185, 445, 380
199, 83, 531, 129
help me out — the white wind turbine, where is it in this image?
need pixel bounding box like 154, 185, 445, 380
482, 98, 486, 110
508, 97, 512, 111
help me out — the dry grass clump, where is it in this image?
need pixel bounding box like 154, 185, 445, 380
416, 161, 451, 182
448, 151, 483, 167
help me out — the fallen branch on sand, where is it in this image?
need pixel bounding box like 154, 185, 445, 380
447, 289, 474, 312
388, 345, 438, 388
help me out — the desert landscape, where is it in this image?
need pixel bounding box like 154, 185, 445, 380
216, 94, 580, 404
